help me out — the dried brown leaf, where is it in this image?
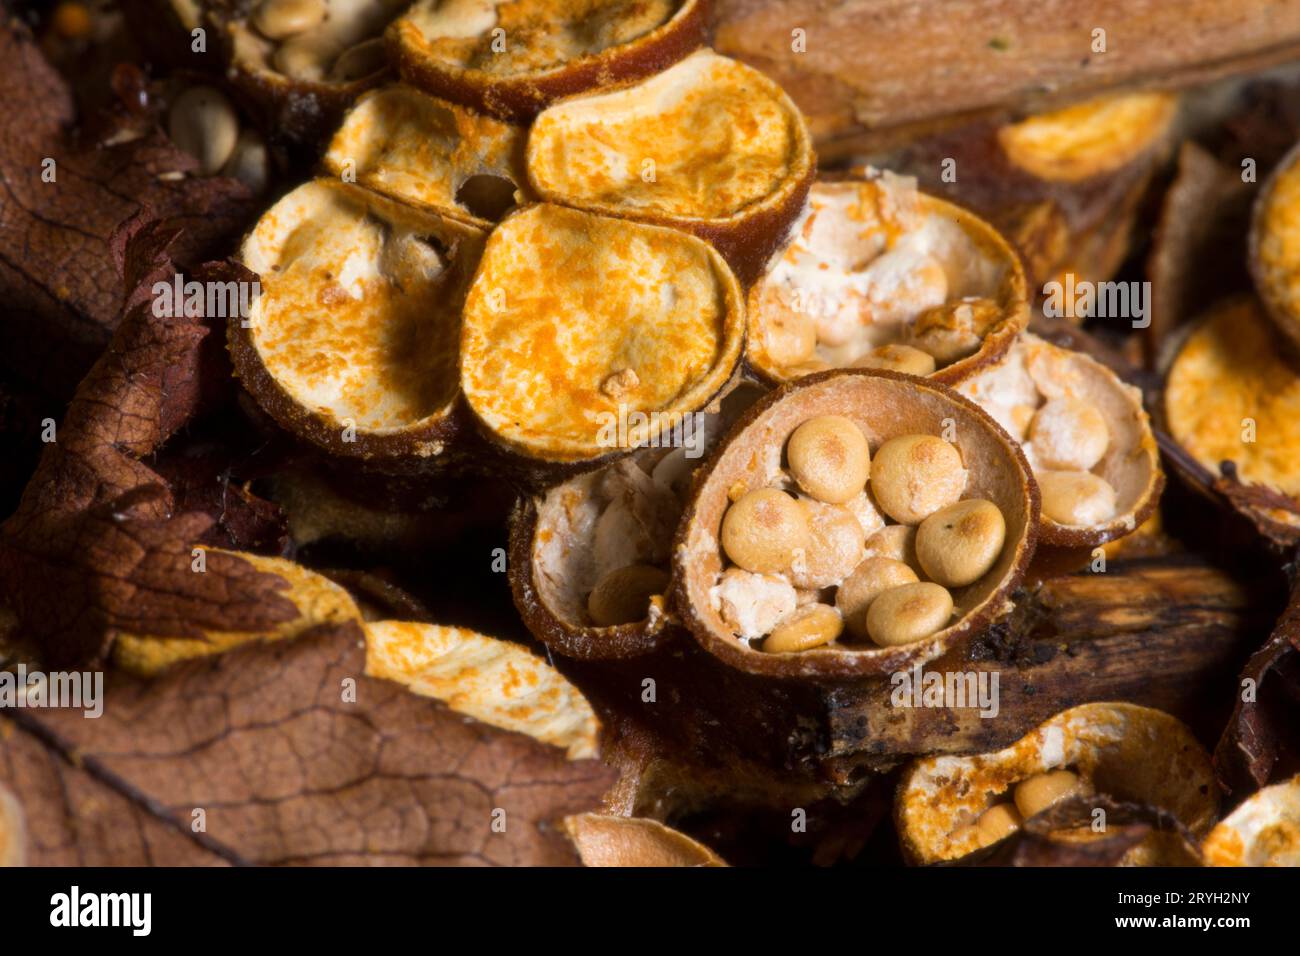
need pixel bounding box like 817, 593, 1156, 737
0, 221, 296, 668
0, 726, 222, 866
0, 19, 255, 397
149, 445, 289, 555
0, 623, 617, 865
364, 621, 601, 760
110, 551, 361, 675
1215, 582, 1300, 794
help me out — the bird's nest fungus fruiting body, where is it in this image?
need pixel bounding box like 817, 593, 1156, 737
389, 0, 710, 123
222, 0, 408, 145
1202, 776, 1300, 867
509, 483, 676, 660
746, 172, 1028, 387
672, 369, 1039, 681
508, 386, 762, 660
1161, 298, 1300, 544
996, 92, 1179, 184
230, 178, 485, 470
525, 49, 816, 285
957, 333, 1162, 548
1251, 140, 1300, 355
896, 702, 1218, 865
363, 619, 603, 760
457, 203, 746, 482
323, 84, 530, 228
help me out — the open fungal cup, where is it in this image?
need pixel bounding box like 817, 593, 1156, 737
225, 0, 406, 141
747, 172, 1028, 385
674, 369, 1038, 680
364, 619, 601, 759
996, 92, 1178, 183
231, 178, 484, 466
896, 702, 1218, 865
324, 84, 529, 227
525, 49, 816, 284
458, 203, 745, 472
1202, 776, 1300, 866
1250, 141, 1300, 353
509, 386, 761, 659
957, 333, 1162, 547
1163, 299, 1300, 539
390, 0, 708, 122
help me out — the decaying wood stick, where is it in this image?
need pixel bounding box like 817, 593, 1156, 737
570, 557, 1273, 794
713, 0, 1300, 154
821, 557, 1276, 765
